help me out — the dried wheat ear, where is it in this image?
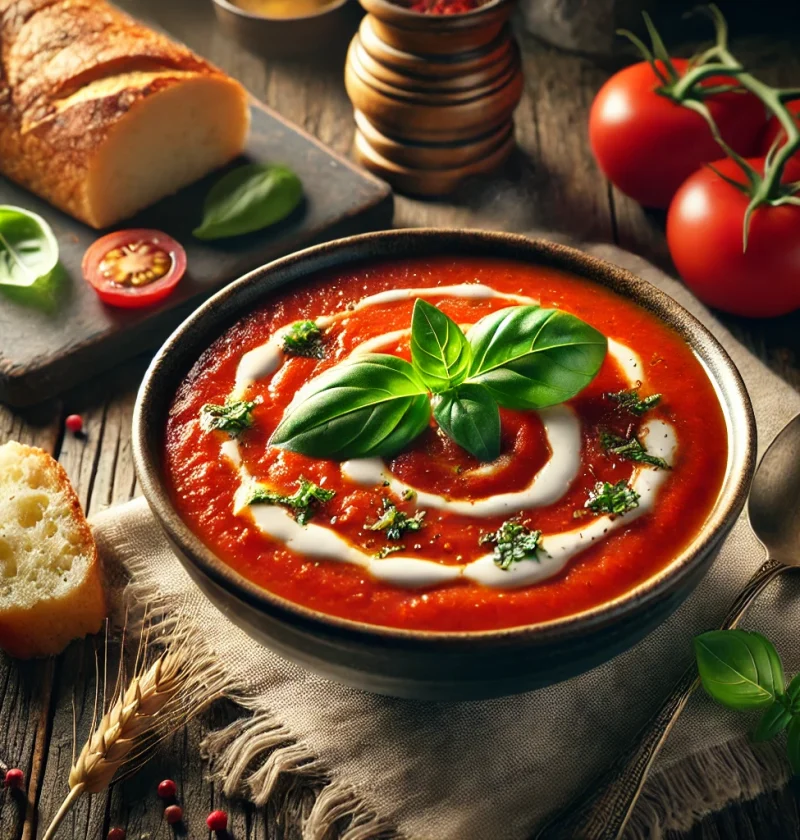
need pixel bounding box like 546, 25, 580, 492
42, 612, 232, 840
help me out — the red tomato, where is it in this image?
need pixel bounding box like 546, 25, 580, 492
590, 60, 766, 208
759, 100, 800, 157
82, 229, 186, 309
667, 157, 800, 317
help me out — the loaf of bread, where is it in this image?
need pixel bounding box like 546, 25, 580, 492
0, 441, 107, 658
0, 0, 250, 228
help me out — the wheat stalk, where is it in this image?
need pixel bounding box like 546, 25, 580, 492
42, 612, 230, 840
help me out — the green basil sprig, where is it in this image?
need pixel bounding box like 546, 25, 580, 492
410, 299, 471, 392
695, 630, 800, 774
270, 354, 431, 459
433, 383, 500, 462
194, 163, 303, 240
467, 306, 608, 410
272, 299, 607, 462
0, 206, 59, 287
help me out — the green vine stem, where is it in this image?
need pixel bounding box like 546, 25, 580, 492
620, 5, 800, 248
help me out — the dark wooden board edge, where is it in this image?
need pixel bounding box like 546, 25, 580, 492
0, 98, 393, 408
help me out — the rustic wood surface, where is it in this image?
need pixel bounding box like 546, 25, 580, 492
1, 1, 799, 838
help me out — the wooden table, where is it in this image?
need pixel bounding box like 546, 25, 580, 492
1, 2, 799, 838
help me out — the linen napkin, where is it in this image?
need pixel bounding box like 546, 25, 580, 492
92, 244, 800, 840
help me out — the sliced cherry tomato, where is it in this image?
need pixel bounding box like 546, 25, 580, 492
667, 157, 800, 318
82, 229, 186, 309
759, 99, 800, 158
590, 59, 766, 209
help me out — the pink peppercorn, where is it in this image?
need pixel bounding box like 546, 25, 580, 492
3, 768, 23, 789
107, 829, 126, 840
207, 809, 228, 831
157, 779, 177, 799
164, 804, 183, 825
65, 414, 84, 434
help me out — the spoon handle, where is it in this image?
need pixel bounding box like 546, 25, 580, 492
532, 556, 786, 840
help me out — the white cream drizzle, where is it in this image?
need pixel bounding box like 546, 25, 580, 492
232, 284, 537, 397
342, 405, 581, 517
223, 283, 676, 591
235, 419, 676, 590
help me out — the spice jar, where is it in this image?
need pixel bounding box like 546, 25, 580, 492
345, 0, 523, 196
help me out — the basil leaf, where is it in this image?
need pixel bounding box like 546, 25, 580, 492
410, 299, 471, 393
752, 698, 793, 742
788, 717, 800, 775
466, 306, 607, 410
0, 206, 58, 287
271, 354, 430, 459
193, 163, 303, 240
433, 383, 500, 461
788, 673, 800, 713
694, 630, 785, 711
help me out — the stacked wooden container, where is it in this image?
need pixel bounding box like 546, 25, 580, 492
345, 0, 523, 196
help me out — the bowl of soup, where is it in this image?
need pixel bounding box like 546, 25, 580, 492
133, 230, 755, 700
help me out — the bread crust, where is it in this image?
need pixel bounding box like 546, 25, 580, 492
0, 443, 106, 659
0, 0, 247, 227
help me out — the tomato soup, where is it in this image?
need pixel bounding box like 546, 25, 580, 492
164, 256, 728, 632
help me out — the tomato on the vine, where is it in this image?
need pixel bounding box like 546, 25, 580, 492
759, 99, 800, 157
82, 229, 187, 309
667, 157, 800, 318
590, 59, 766, 209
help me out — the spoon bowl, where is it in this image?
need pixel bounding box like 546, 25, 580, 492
748, 412, 800, 566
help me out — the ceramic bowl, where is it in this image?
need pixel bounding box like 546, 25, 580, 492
133, 230, 756, 701
211, 0, 354, 58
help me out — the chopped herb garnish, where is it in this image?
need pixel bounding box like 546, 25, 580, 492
600, 432, 670, 470
401, 488, 417, 501
375, 545, 405, 559
585, 480, 640, 516
606, 388, 662, 416
246, 477, 335, 525
200, 398, 256, 437
479, 520, 542, 571
368, 498, 426, 541
282, 320, 324, 359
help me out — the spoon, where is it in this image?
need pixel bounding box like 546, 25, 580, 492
534, 412, 800, 840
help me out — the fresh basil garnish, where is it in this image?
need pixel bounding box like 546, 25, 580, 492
433, 383, 500, 462
788, 718, 800, 775
606, 388, 662, 416
193, 163, 303, 240
410, 299, 471, 393
466, 306, 607, 410
368, 498, 426, 540
694, 630, 785, 710
271, 354, 431, 460
200, 398, 256, 437
752, 698, 794, 743
585, 480, 640, 516
600, 432, 670, 470
0, 206, 59, 287
246, 477, 334, 526
273, 300, 606, 462
479, 520, 542, 570
283, 320, 324, 359
694, 630, 800, 775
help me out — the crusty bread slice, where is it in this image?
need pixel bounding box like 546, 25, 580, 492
0, 0, 251, 228
0, 442, 106, 658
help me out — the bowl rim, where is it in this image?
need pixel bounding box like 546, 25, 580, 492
211, 0, 350, 23
133, 229, 756, 649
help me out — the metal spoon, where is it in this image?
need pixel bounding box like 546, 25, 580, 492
534, 412, 800, 840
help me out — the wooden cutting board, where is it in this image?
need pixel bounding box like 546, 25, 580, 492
0, 99, 393, 407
